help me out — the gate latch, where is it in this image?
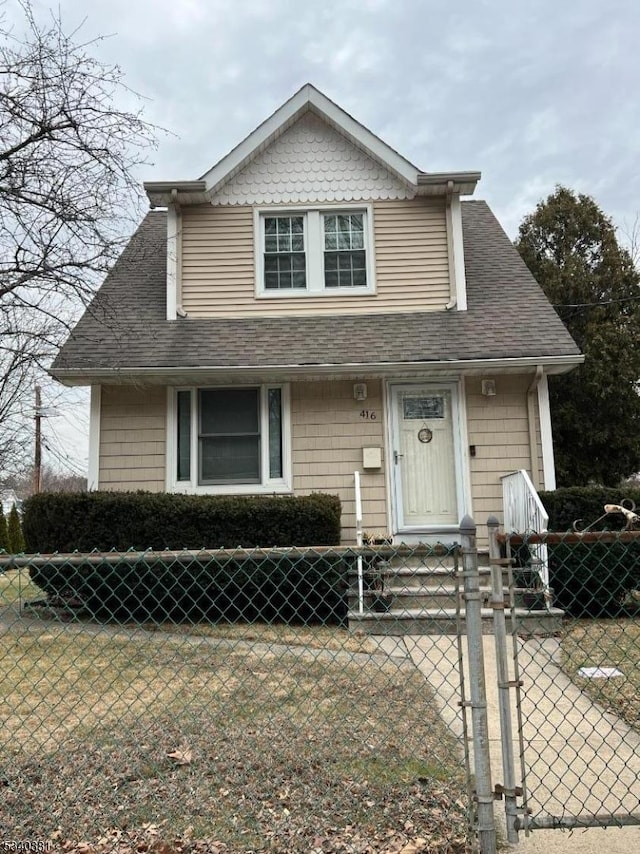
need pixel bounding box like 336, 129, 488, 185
493, 783, 523, 800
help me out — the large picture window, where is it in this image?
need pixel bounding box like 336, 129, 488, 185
171, 384, 289, 493
255, 205, 374, 297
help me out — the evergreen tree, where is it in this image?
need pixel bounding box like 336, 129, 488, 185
0, 505, 8, 552
516, 186, 640, 486
7, 505, 25, 554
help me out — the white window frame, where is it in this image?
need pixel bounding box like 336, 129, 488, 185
254, 204, 376, 298
166, 383, 292, 495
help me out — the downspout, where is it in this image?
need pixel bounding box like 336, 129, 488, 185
527, 366, 543, 489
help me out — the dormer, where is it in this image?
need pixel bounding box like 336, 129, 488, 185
144, 84, 480, 321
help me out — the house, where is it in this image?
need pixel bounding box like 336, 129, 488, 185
50, 85, 582, 547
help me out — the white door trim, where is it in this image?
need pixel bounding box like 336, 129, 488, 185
385, 379, 471, 536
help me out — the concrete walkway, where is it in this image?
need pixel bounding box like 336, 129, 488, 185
378, 634, 640, 853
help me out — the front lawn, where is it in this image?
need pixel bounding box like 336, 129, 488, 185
561, 618, 640, 731
0, 623, 470, 852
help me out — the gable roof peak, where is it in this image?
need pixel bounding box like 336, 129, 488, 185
199, 83, 421, 196
144, 86, 481, 208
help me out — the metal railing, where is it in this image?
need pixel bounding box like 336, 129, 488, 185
501, 469, 550, 593
354, 470, 365, 614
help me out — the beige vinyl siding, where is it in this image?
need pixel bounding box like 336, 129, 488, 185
291, 380, 387, 543
465, 375, 544, 530
99, 386, 166, 491
373, 199, 450, 309
181, 199, 450, 318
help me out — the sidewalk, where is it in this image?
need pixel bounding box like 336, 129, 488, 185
378, 634, 640, 853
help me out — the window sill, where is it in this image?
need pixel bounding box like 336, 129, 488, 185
256, 287, 375, 299
169, 482, 293, 496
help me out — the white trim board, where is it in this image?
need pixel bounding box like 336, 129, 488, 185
537, 372, 556, 490
88, 385, 101, 490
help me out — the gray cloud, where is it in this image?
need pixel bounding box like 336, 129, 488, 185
18, 0, 637, 238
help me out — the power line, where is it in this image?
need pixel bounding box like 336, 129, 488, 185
552, 294, 640, 309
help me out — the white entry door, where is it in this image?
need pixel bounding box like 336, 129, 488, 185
391, 384, 460, 530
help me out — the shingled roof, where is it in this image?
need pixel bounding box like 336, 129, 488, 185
50, 201, 581, 382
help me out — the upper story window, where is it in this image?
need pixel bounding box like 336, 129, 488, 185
323, 213, 367, 288
255, 205, 375, 297
264, 216, 306, 290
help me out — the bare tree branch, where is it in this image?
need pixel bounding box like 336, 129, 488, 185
0, 1, 160, 473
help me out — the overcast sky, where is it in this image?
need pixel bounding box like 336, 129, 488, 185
13, 0, 640, 477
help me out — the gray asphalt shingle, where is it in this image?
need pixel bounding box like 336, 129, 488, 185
51, 201, 580, 376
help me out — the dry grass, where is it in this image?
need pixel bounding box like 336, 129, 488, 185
137, 619, 377, 653
0, 566, 42, 605
561, 618, 640, 731
0, 621, 471, 853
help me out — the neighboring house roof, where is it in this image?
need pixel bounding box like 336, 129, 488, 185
50, 201, 581, 384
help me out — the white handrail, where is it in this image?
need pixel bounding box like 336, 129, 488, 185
354, 471, 364, 614
501, 469, 550, 594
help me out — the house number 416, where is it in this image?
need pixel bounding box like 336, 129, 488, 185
360, 410, 377, 420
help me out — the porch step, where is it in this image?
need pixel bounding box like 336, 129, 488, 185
346, 547, 561, 636
348, 607, 565, 637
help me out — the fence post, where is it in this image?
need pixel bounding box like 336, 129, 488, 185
488, 515, 519, 843
460, 514, 497, 854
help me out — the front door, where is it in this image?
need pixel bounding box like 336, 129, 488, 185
391, 384, 460, 531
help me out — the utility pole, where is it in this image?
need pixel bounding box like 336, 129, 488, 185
34, 385, 42, 494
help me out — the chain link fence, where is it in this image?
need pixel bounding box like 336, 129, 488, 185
0, 545, 477, 854
501, 529, 640, 831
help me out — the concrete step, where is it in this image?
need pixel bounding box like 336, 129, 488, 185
349, 564, 496, 591
348, 607, 565, 637
349, 589, 461, 611
358, 548, 491, 570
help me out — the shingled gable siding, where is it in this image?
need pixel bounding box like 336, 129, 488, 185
99, 386, 166, 491
180, 198, 450, 318
465, 375, 545, 529
290, 379, 387, 543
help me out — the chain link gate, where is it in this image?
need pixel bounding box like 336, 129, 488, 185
0, 542, 492, 853
488, 522, 640, 837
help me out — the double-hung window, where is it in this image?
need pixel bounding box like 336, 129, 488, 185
256, 205, 374, 296
171, 384, 289, 493
323, 213, 367, 288
263, 216, 306, 290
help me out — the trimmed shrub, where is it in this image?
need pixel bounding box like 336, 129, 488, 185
7, 504, 25, 553
547, 540, 640, 618
28, 550, 350, 626
22, 491, 342, 553
538, 487, 640, 617
539, 486, 640, 533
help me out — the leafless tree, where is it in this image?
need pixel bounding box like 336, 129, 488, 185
0, 1, 158, 473
2, 462, 87, 497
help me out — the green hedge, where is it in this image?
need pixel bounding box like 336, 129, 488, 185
538, 487, 640, 617
22, 491, 342, 553
546, 541, 640, 618
539, 486, 640, 532
28, 551, 349, 625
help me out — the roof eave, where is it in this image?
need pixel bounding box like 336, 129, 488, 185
416, 171, 481, 197
143, 180, 208, 208
50, 354, 584, 387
